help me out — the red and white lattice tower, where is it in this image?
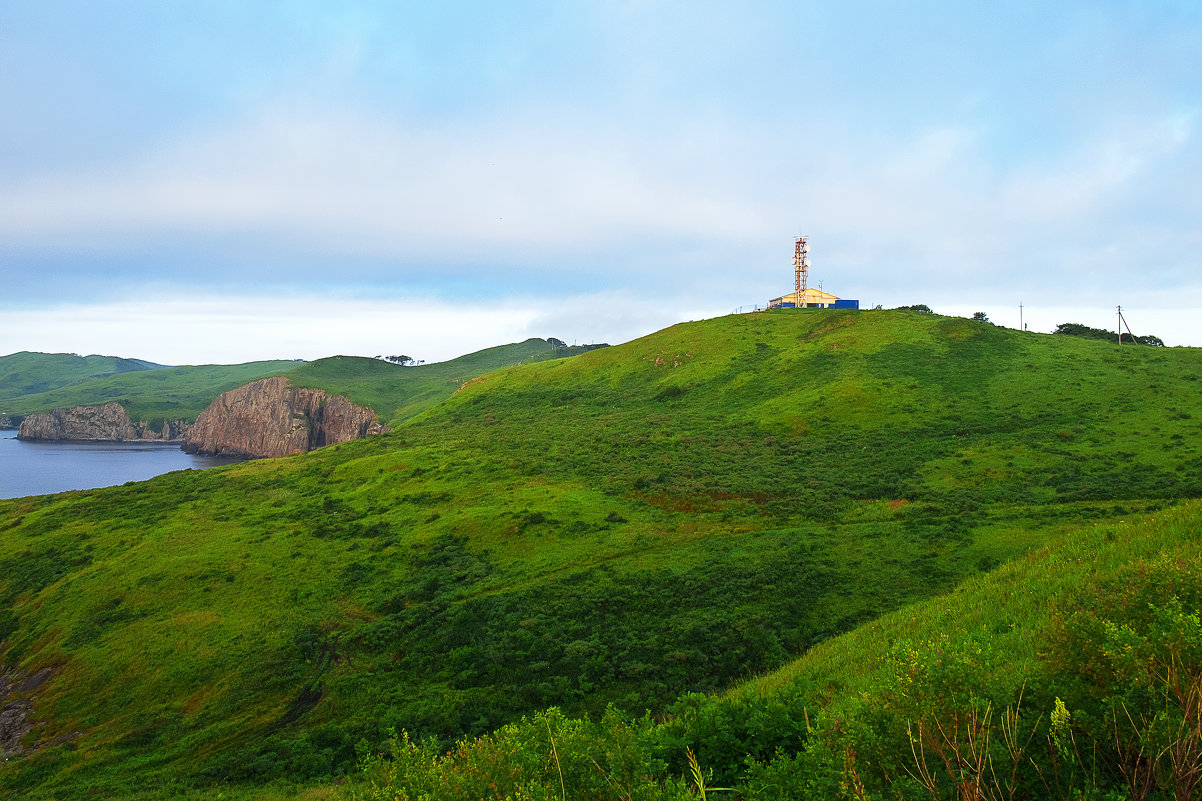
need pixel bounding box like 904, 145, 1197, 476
793, 236, 810, 307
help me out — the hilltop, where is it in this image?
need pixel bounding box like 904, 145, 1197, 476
0, 352, 167, 400
0, 351, 169, 423
0, 310, 1200, 798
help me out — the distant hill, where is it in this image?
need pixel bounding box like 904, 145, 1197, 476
0, 310, 1199, 798
0, 357, 304, 427
0, 351, 167, 407
0, 340, 604, 429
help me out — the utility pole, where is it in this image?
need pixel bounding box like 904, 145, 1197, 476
1116, 305, 1135, 344
1019, 302, 1024, 332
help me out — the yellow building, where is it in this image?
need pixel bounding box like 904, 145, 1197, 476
767, 287, 844, 309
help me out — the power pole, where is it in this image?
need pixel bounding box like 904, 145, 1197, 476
1117, 305, 1135, 345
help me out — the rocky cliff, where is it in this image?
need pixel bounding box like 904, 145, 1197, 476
181, 376, 384, 458
0, 666, 54, 757
17, 402, 189, 442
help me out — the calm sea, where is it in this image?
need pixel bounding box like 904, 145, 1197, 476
0, 430, 242, 500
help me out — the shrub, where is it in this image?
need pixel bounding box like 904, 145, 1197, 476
350, 708, 691, 801
1043, 553, 1202, 800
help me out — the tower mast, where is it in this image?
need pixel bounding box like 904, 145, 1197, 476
793, 236, 810, 307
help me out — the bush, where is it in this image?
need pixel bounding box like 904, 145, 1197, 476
1053, 322, 1164, 346
1044, 553, 1202, 800
350, 708, 692, 801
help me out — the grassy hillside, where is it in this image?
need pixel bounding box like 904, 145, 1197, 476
346, 500, 1202, 801
0, 351, 166, 412
1, 310, 1200, 798
288, 339, 607, 425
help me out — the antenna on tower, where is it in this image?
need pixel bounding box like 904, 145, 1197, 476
793, 235, 810, 308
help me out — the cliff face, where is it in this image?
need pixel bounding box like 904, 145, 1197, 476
17, 402, 189, 442
181, 376, 384, 458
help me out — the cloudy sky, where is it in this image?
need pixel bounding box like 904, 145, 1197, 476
2, 1, 1200, 364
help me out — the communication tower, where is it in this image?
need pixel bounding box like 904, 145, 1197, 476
793, 236, 810, 307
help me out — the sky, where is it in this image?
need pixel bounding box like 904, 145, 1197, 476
1, 1, 1200, 364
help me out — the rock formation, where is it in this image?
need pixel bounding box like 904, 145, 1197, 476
17, 402, 189, 442
1, 666, 54, 757
181, 376, 384, 458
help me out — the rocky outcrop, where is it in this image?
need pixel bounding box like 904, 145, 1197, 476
0, 413, 16, 429
181, 376, 384, 459
0, 666, 53, 757
17, 402, 189, 442
0, 698, 31, 755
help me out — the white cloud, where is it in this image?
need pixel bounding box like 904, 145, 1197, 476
788, 113, 1199, 304
1, 100, 1198, 343
0, 294, 531, 365
0, 105, 769, 261
0, 289, 716, 366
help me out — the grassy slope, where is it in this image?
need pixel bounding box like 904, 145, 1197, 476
1, 311, 1200, 798
287, 339, 606, 425
0, 352, 166, 408
335, 500, 1202, 801
739, 494, 1201, 707
651, 497, 1202, 800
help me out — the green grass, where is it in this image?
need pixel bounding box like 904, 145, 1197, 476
1, 310, 1200, 798
287, 339, 607, 425
0, 351, 166, 409
336, 500, 1202, 801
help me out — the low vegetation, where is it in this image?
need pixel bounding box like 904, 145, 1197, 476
1, 310, 1199, 799
345, 501, 1202, 800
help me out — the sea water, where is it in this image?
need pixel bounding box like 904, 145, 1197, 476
0, 430, 241, 500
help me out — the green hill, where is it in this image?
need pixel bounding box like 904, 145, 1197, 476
288, 338, 607, 425
0, 351, 167, 410
1, 310, 1200, 799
